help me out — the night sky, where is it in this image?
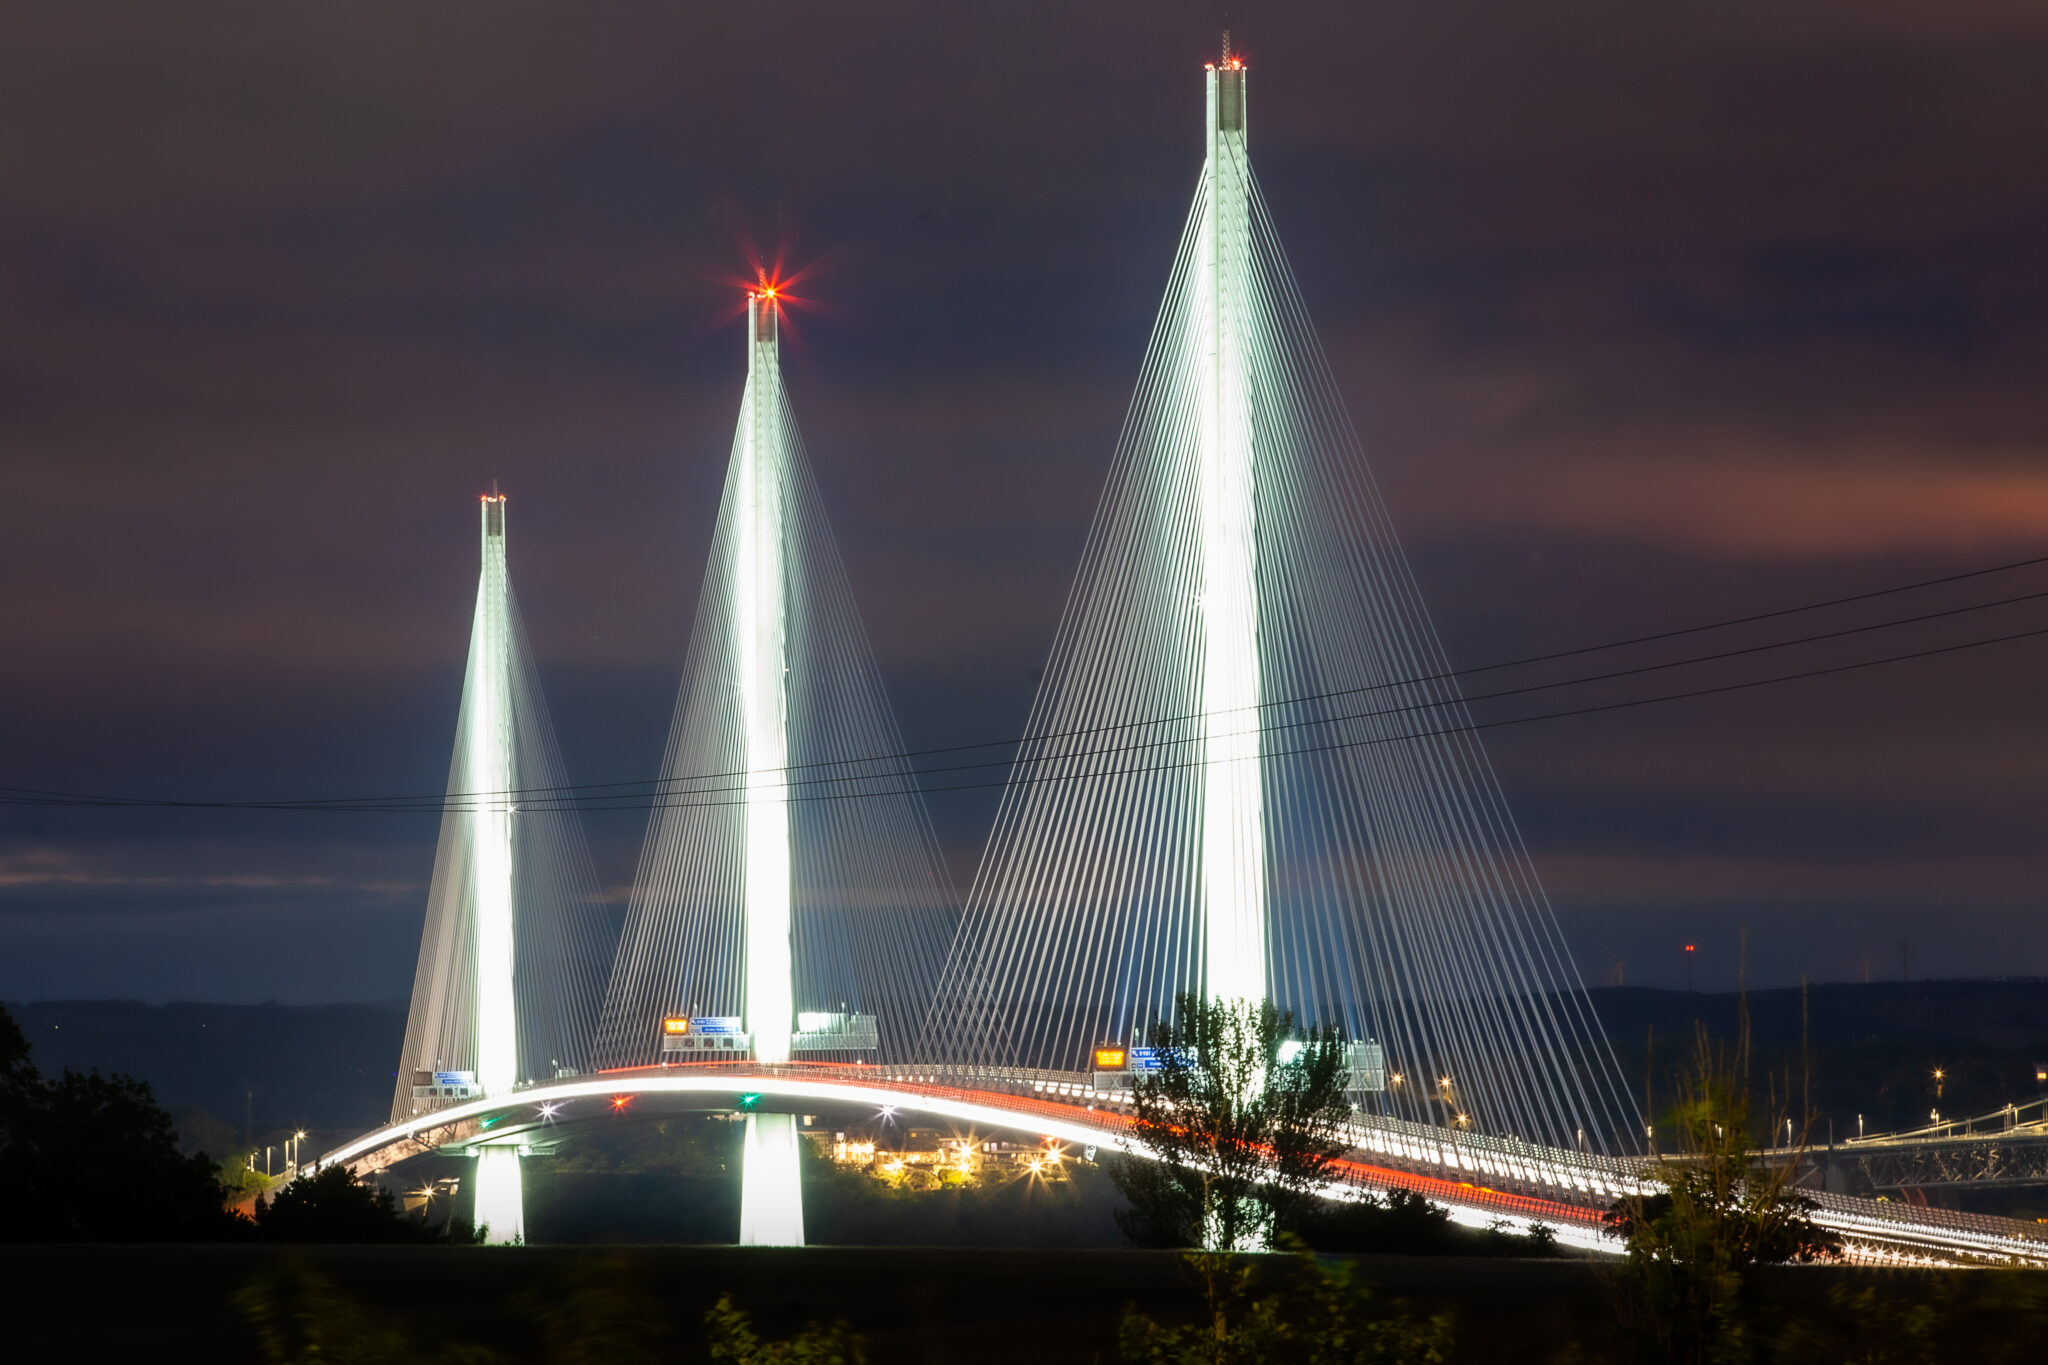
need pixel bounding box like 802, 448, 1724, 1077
4, 2, 2047, 1004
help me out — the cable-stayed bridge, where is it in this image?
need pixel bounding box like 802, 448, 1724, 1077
331, 43, 2048, 1266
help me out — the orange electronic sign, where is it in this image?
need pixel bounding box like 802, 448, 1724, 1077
1093, 1046, 1128, 1070
662, 1016, 692, 1036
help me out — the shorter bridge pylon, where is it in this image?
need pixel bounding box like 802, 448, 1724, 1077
390, 489, 613, 1244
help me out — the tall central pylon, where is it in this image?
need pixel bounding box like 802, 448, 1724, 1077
923, 39, 1640, 1175
1198, 43, 1265, 1007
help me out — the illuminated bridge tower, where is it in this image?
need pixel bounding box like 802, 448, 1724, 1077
1198, 43, 1265, 1008
924, 37, 1640, 1188
735, 291, 802, 1244
392, 491, 612, 1246
596, 290, 957, 1248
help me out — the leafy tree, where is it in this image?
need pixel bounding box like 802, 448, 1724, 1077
254, 1162, 441, 1243
0, 1002, 243, 1241
1109, 993, 1350, 1250
1119, 1249, 1453, 1365
706, 1293, 867, 1364
0, 1002, 33, 1094
1603, 1021, 1840, 1364
0, 1004, 42, 1202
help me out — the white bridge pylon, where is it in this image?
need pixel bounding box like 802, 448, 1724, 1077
389, 490, 614, 1245
922, 40, 1640, 1172
591, 289, 958, 1246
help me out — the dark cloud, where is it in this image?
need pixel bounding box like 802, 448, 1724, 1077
3, 0, 2046, 1000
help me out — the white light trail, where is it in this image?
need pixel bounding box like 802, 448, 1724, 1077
318, 1070, 2048, 1265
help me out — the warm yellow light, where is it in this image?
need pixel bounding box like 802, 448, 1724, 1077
1093, 1046, 1128, 1069
662, 1016, 691, 1035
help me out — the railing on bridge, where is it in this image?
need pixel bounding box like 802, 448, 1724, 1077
1843, 1094, 2048, 1147
326, 1059, 2048, 1264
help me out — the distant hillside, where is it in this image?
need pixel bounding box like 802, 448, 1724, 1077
1588, 979, 2048, 1139
1588, 979, 2048, 1053
10, 999, 404, 1144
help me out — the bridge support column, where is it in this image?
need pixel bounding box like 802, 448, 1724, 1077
739, 1112, 805, 1246
1198, 42, 1266, 1010
474, 1146, 525, 1245
736, 289, 805, 1246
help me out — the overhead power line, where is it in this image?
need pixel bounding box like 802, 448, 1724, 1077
3, 582, 2044, 817
272, 547, 2048, 810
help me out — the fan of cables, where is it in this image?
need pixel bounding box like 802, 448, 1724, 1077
919, 137, 1642, 1154
592, 351, 959, 1070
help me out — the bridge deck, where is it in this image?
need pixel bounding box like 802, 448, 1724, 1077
324, 1062, 2048, 1265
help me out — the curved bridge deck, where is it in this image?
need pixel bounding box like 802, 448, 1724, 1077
320, 1061, 2048, 1265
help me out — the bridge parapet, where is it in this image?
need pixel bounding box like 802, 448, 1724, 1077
318, 1065, 2048, 1265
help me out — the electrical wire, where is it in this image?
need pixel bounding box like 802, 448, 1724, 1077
6, 583, 2043, 817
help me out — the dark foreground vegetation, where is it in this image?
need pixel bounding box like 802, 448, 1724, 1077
15, 994, 2048, 1360
0, 1001, 245, 1240
0, 1003, 472, 1244
8, 1242, 2048, 1365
